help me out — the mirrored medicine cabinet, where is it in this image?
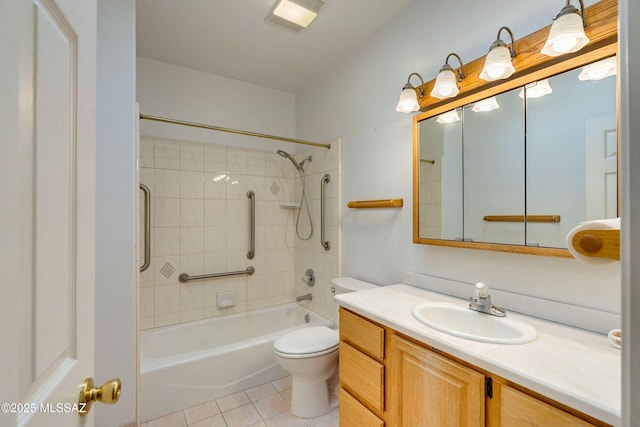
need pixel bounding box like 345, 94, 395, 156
412, 0, 618, 257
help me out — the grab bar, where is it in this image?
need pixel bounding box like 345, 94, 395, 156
247, 190, 255, 259
179, 266, 255, 283
320, 174, 331, 251
139, 183, 151, 272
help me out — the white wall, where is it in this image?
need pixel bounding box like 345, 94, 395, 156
137, 57, 298, 153
96, 0, 137, 425
296, 0, 620, 325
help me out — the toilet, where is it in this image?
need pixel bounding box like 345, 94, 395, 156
273, 277, 378, 418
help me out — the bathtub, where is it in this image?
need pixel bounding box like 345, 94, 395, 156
140, 303, 333, 421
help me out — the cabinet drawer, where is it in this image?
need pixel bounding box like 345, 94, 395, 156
489, 381, 596, 426
340, 307, 385, 360
340, 342, 384, 412
340, 388, 384, 427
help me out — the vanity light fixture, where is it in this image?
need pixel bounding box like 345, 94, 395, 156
431, 53, 466, 99
266, 0, 324, 32
436, 109, 461, 124
472, 97, 500, 112
518, 79, 553, 99
396, 73, 426, 113
479, 27, 517, 81
578, 57, 617, 80
541, 0, 589, 57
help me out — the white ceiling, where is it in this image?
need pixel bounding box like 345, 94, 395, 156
136, 0, 414, 93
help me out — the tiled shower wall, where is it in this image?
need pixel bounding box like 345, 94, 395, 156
291, 140, 342, 325
139, 137, 342, 329
139, 137, 300, 329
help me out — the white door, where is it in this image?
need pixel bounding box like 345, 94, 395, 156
585, 115, 618, 220
1, 0, 103, 426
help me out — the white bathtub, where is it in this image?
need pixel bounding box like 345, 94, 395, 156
140, 303, 333, 421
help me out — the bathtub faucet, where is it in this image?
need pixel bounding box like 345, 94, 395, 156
296, 293, 313, 302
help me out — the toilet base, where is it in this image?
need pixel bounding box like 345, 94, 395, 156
290, 375, 339, 418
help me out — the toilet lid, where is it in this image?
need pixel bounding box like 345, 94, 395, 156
274, 326, 339, 356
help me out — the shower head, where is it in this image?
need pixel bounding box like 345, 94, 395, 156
277, 150, 311, 171
298, 156, 312, 169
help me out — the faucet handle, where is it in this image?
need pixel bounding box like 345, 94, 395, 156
475, 282, 490, 298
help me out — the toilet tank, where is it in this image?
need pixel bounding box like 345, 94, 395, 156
331, 277, 378, 295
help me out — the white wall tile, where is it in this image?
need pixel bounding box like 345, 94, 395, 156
227, 174, 247, 200
205, 200, 226, 226
181, 282, 205, 311
153, 255, 181, 285
180, 171, 204, 199
155, 312, 181, 328
140, 138, 155, 168
204, 226, 227, 253
205, 173, 227, 199
181, 226, 205, 254
181, 254, 204, 276
155, 198, 181, 227
266, 155, 284, 177
226, 200, 247, 226
181, 199, 204, 226
155, 139, 181, 170
154, 227, 181, 256
155, 284, 181, 315
155, 170, 181, 198
181, 141, 204, 171
180, 309, 204, 323
140, 287, 155, 318
227, 148, 247, 174
226, 226, 248, 252
139, 137, 312, 329
204, 144, 227, 173
246, 151, 266, 176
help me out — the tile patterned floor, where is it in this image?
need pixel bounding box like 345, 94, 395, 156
142, 376, 340, 427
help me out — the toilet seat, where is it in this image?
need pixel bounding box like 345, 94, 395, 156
274, 326, 339, 358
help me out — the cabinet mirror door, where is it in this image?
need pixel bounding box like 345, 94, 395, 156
415, 57, 617, 251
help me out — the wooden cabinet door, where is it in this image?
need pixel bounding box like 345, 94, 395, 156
487, 379, 596, 427
388, 335, 485, 427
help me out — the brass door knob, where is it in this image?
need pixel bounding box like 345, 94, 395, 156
78, 377, 121, 416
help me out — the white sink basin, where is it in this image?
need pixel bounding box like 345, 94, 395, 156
412, 302, 537, 345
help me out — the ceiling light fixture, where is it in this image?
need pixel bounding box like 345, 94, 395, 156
541, 0, 589, 57
431, 53, 465, 100
518, 79, 553, 99
266, 0, 324, 32
578, 57, 617, 81
396, 73, 426, 113
480, 27, 517, 82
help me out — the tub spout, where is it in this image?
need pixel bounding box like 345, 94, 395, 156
296, 293, 313, 302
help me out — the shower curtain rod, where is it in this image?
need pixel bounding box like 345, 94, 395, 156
139, 114, 331, 149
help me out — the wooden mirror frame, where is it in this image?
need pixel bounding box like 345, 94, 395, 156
412, 0, 617, 257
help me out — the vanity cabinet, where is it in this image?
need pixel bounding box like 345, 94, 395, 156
388, 334, 484, 426
338, 307, 607, 427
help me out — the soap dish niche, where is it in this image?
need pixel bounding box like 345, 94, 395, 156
279, 201, 300, 209
217, 292, 237, 308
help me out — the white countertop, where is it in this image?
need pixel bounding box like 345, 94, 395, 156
335, 284, 621, 426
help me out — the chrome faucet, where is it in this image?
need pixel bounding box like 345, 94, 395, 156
296, 293, 313, 302
469, 282, 506, 317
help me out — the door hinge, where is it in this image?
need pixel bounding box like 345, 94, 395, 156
485, 377, 493, 399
